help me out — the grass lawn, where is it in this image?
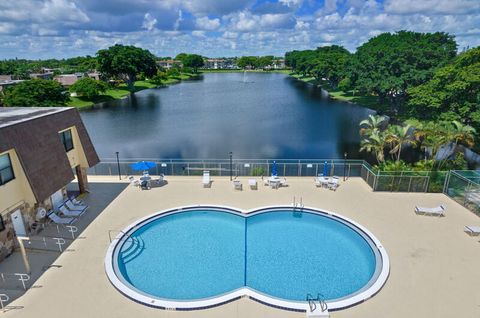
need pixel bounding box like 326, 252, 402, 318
289, 73, 388, 111
67, 74, 194, 109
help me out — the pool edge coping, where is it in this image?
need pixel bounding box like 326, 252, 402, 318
104, 204, 390, 312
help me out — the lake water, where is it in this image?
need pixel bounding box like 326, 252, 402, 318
80, 72, 374, 159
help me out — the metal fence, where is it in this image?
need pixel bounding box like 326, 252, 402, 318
444, 170, 480, 215
89, 158, 476, 199
88, 158, 366, 179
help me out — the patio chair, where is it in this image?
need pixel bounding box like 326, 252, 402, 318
248, 179, 257, 190
263, 177, 269, 186
155, 174, 165, 185
65, 200, 88, 212
280, 178, 287, 187
315, 177, 322, 187
48, 211, 76, 224
328, 176, 339, 191
70, 196, 83, 205
233, 180, 243, 191
140, 180, 151, 190
414, 204, 446, 217
59, 205, 84, 217
128, 176, 139, 187
202, 171, 211, 188
464, 225, 480, 236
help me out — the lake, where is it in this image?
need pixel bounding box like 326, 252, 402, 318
80, 72, 374, 160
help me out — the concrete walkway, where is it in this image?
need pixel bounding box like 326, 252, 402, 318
2, 176, 480, 317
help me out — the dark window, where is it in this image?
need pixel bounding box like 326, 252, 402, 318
0, 153, 15, 186
60, 129, 74, 152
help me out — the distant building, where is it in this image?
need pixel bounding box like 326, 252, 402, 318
30, 72, 54, 80
203, 58, 238, 69
0, 75, 12, 81
87, 72, 101, 80
157, 60, 182, 69
0, 107, 99, 262
0, 79, 25, 93
54, 73, 84, 87
273, 59, 286, 69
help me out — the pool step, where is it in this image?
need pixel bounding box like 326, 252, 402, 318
120, 237, 146, 263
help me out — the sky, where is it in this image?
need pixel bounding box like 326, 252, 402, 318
0, 0, 479, 59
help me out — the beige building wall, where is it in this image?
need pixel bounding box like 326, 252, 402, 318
0, 149, 36, 211
62, 126, 89, 169
0, 149, 37, 261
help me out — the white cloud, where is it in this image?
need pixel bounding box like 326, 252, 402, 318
183, 0, 254, 15
279, 0, 303, 7
173, 9, 183, 31
192, 30, 206, 37
195, 16, 220, 30
0, 0, 90, 24
142, 13, 157, 31
384, 0, 480, 15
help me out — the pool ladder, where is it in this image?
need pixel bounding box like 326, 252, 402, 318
293, 196, 304, 210
306, 293, 328, 313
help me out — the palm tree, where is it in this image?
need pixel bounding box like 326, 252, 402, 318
438, 120, 476, 168
359, 114, 387, 136
450, 120, 476, 148
359, 130, 387, 164
412, 121, 448, 165
385, 124, 417, 162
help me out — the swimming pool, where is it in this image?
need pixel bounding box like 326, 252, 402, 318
105, 206, 389, 311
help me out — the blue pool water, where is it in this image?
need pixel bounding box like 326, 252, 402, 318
116, 209, 376, 302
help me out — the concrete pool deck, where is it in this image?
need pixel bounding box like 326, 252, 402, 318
3, 176, 480, 317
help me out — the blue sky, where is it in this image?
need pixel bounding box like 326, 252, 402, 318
0, 0, 479, 59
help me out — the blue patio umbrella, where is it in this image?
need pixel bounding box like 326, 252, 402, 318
323, 161, 329, 176
271, 161, 278, 177
130, 161, 156, 171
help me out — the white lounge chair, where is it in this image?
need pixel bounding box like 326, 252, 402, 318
464, 226, 480, 236
280, 178, 287, 187
248, 179, 257, 190
70, 196, 83, 205
59, 205, 84, 217
233, 180, 242, 191
202, 171, 211, 188
48, 211, 76, 224
328, 176, 339, 191
314, 177, 322, 187
414, 204, 446, 217
128, 176, 139, 187
65, 200, 88, 212
155, 174, 165, 185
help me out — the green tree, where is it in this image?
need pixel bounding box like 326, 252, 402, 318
359, 130, 387, 164
182, 54, 204, 73
96, 44, 157, 91
359, 114, 388, 136
257, 56, 274, 69
407, 47, 480, 131
69, 77, 108, 99
385, 124, 417, 162
3, 79, 69, 106
175, 53, 188, 62
237, 56, 258, 69
312, 45, 351, 87
150, 71, 169, 85
353, 31, 457, 110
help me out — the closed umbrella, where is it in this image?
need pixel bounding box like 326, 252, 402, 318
271, 161, 278, 177
323, 161, 329, 176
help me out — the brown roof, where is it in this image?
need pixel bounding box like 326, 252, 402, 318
0, 107, 99, 202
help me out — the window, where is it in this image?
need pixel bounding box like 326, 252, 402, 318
60, 129, 74, 152
0, 153, 15, 186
